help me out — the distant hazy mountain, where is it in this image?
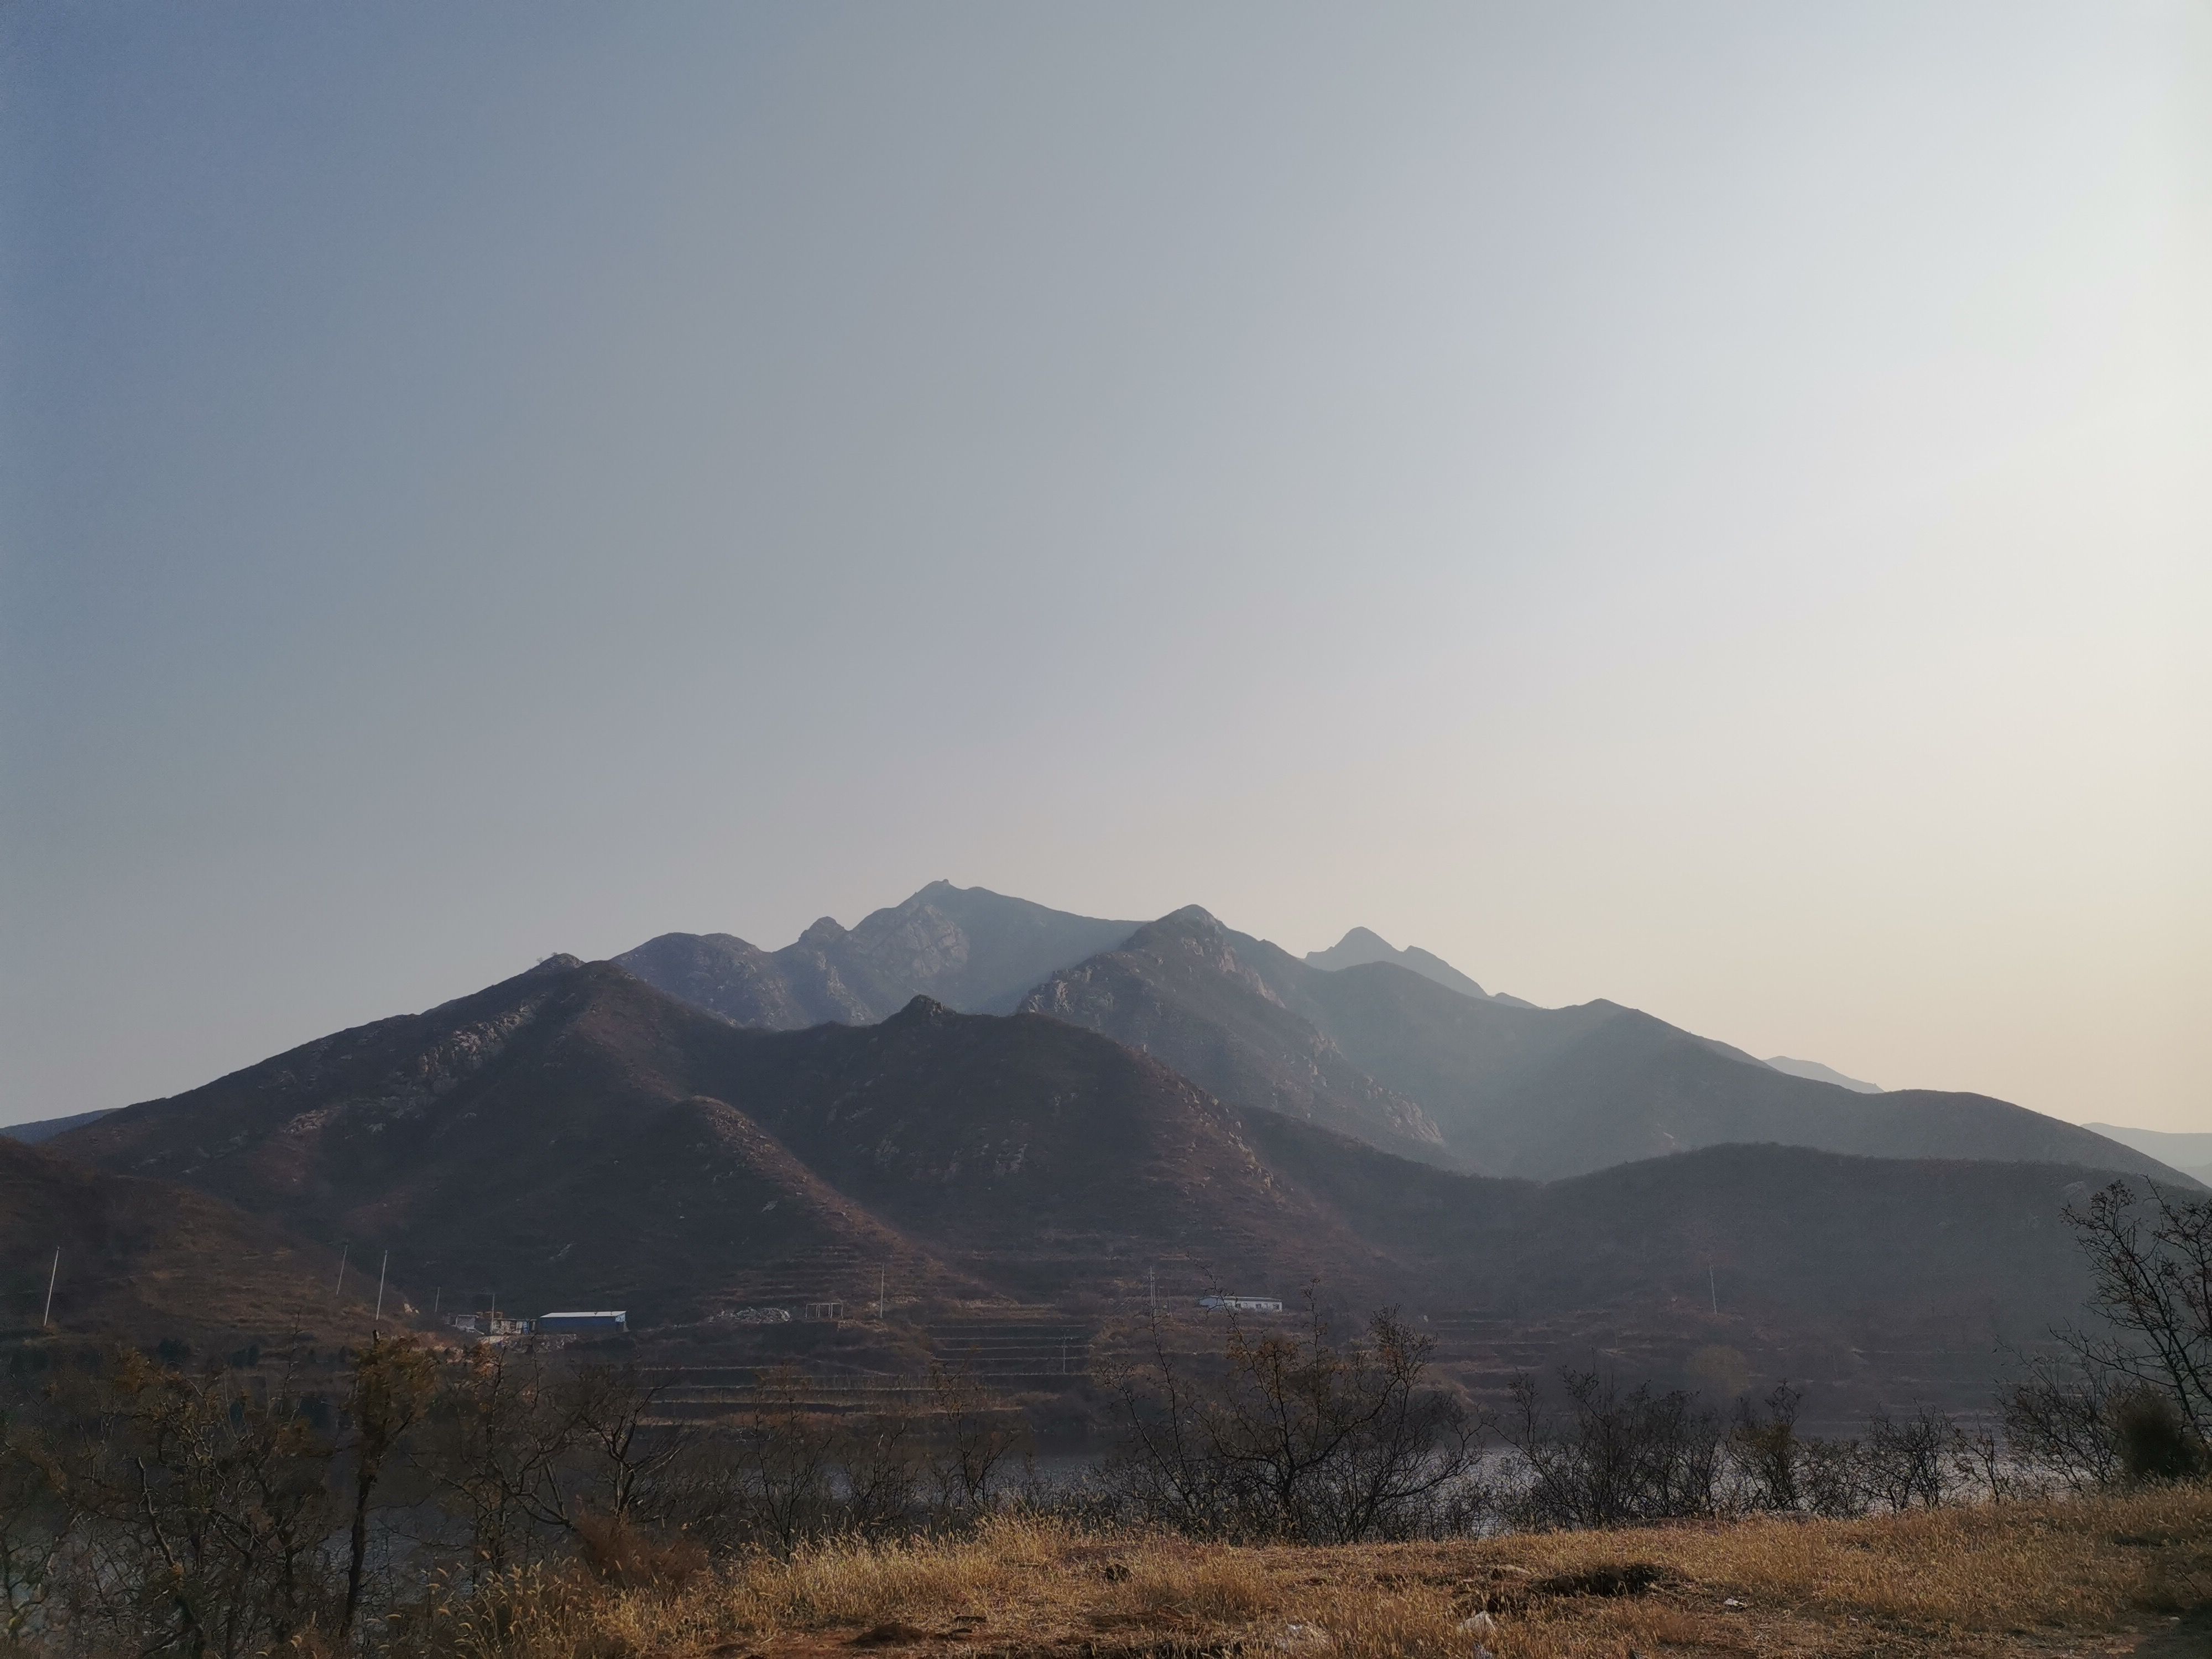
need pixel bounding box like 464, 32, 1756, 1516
2084, 1124, 2212, 1188
617, 881, 1138, 1028
1304, 927, 1537, 1008
1, 1106, 118, 1144
1765, 1056, 1882, 1093
1022, 906, 2183, 1184
49, 956, 2125, 1399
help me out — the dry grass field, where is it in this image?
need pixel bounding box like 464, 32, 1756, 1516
408, 1486, 2212, 1659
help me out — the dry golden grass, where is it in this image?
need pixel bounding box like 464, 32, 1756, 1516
399, 1486, 2212, 1658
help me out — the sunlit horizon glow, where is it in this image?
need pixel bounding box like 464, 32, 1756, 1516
4, 3, 2206, 1132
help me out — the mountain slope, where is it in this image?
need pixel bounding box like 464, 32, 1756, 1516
2084, 1123, 2212, 1170
1765, 1056, 1882, 1092
617, 881, 1139, 1027
1019, 909, 1457, 1165
51, 960, 1390, 1320
49, 958, 2142, 1402
1305, 927, 1497, 1001
0, 1137, 383, 1347
1022, 907, 2180, 1184
2, 1107, 119, 1145
51, 960, 989, 1324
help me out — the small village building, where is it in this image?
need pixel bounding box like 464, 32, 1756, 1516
1197, 1295, 1284, 1313
536, 1310, 628, 1334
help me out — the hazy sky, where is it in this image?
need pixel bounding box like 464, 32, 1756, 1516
4, 3, 2206, 1131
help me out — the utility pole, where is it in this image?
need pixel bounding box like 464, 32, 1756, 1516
1708, 1265, 1718, 1316
374, 1251, 389, 1327
1148, 1266, 1156, 1315
433, 1287, 441, 1316
335, 1246, 348, 1302
41, 1249, 58, 1328
878, 1265, 886, 1321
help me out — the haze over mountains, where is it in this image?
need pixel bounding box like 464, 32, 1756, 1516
45, 954, 2122, 1401
1302, 926, 1538, 1008
1016, 905, 2170, 1181
617, 883, 2166, 1184
615, 881, 1139, 1029
1763, 1057, 1883, 1093
2084, 1123, 2212, 1188
11, 878, 2185, 1401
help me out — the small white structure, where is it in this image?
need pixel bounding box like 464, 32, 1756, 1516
1198, 1295, 1284, 1313
713, 1306, 793, 1325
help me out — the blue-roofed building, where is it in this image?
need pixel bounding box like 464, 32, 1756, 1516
536, 1310, 628, 1335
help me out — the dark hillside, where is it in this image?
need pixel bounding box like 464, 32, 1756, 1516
54, 963, 1391, 1321
0, 1136, 386, 1349
54, 961, 988, 1324
54, 959, 2137, 1406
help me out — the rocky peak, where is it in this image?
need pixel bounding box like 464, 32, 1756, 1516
885, 994, 954, 1027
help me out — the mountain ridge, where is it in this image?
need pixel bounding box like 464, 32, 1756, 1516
617, 881, 1141, 1028
1019, 905, 2181, 1184
1304, 926, 1540, 1009
45, 956, 2134, 1403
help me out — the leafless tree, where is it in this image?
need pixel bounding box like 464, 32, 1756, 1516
0, 1397, 85, 1644
340, 1337, 437, 1642
48, 1349, 346, 1657
923, 1365, 1027, 1515
1500, 1369, 1723, 1528
416, 1344, 578, 1570
2060, 1180, 2212, 1438
1102, 1293, 1481, 1542
562, 1363, 690, 1525
1729, 1382, 1803, 1512
1860, 1407, 1954, 1511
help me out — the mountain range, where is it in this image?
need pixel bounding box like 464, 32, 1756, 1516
614, 880, 1139, 1028
1302, 926, 1537, 1008
8, 880, 2182, 1405
2084, 1123, 2212, 1188
619, 884, 2167, 1185
42, 955, 2117, 1404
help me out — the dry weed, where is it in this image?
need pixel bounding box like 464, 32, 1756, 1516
387, 1485, 2212, 1658
1323, 1584, 1487, 1659
1109, 1541, 1272, 1623
735, 1513, 1068, 1632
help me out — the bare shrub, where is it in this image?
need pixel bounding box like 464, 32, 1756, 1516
1861, 1406, 1955, 1511
34, 1349, 348, 1656
1099, 1294, 1483, 1542
2111, 1386, 2209, 1483
1798, 1434, 1871, 1518
922, 1365, 1028, 1514
1999, 1358, 2120, 1494
1500, 1369, 1723, 1528
1728, 1381, 1803, 1511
